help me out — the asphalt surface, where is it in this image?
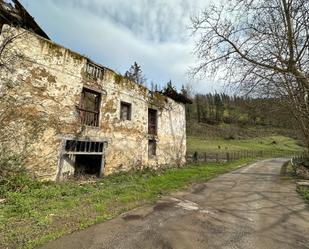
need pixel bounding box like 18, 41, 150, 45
40, 158, 309, 249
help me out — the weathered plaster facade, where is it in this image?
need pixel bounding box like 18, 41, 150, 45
0, 25, 187, 180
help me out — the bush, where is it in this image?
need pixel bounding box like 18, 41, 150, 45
225, 134, 236, 140
297, 187, 309, 204
0, 154, 41, 197
292, 153, 309, 179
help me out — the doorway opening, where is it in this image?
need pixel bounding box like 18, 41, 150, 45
62, 139, 106, 179
75, 155, 102, 177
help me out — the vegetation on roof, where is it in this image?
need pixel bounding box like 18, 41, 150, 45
160, 81, 193, 104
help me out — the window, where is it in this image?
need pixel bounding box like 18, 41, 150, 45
148, 108, 157, 135
86, 61, 104, 80
148, 139, 156, 156
77, 88, 101, 127
65, 140, 104, 154
120, 101, 132, 121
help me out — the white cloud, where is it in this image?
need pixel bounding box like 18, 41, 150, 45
20, 0, 223, 92
47, 0, 204, 43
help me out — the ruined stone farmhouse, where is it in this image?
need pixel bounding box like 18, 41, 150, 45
0, 0, 190, 180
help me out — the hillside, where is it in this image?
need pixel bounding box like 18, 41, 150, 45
186, 121, 303, 155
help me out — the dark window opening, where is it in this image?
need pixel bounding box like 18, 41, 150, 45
120, 101, 132, 121
148, 108, 157, 135
86, 61, 104, 80
75, 155, 102, 177
148, 139, 156, 156
78, 88, 101, 127
65, 140, 104, 153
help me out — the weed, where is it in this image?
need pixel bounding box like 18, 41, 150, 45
297, 187, 309, 204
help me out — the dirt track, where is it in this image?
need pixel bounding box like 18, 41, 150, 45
40, 158, 309, 249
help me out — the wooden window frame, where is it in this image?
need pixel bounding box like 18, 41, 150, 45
120, 101, 132, 121
148, 139, 157, 157
77, 87, 101, 127
65, 140, 105, 155
148, 108, 157, 135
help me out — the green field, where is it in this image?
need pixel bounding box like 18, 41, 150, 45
187, 135, 303, 154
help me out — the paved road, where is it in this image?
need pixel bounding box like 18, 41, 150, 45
41, 158, 309, 249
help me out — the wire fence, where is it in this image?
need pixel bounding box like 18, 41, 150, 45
291, 152, 309, 168
186, 150, 302, 164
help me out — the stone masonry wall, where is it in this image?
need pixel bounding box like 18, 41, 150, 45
0, 25, 186, 180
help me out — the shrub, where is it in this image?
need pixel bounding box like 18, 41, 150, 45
225, 134, 236, 140
0, 153, 41, 197
292, 153, 309, 179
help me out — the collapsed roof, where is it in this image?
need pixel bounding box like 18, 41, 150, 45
0, 0, 49, 39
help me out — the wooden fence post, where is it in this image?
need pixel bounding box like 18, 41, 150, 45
216, 153, 219, 163
226, 152, 230, 162
204, 152, 207, 162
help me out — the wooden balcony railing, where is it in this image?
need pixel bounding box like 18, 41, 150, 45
77, 107, 99, 127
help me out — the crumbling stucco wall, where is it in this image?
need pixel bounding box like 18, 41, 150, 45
0, 25, 186, 180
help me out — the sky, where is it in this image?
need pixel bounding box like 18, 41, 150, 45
19, 0, 223, 93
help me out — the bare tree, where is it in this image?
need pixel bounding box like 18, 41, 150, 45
191, 0, 309, 149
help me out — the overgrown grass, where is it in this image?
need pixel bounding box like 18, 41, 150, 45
0, 158, 254, 249
297, 187, 309, 204
187, 135, 303, 154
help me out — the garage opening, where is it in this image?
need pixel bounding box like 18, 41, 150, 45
63, 139, 106, 178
